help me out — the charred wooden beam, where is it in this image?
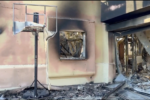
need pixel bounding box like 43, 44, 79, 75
135, 35, 137, 72
125, 35, 128, 76
102, 82, 125, 100
132, 34, 135, 74
106, 14, 150, 32
114, 36, 121, 74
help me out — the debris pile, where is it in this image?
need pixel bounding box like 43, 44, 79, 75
1, 73, 150, 100
114, 73, 150, 100
49, 83, 106, 100
0, 82, 124, 100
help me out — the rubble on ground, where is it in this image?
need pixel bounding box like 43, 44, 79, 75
0, 82, 111, 100
1, 71, 150, 100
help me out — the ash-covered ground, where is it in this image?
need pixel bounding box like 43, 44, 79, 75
0, 82, 115, 100
1, 72, 150, 100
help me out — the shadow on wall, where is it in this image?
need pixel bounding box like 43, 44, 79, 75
47, 1, 89, 59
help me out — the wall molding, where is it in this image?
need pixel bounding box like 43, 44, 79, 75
0, 65, 46, 69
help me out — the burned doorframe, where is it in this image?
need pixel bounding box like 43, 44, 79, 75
111, 24, 150, 75
106, 9, 150, 75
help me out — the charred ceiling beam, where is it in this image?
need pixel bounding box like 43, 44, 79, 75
112, 25, 150, 36
106, 14, 150, 32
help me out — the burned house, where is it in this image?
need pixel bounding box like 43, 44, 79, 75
0, 1, 111, 88
1, 1, 150, 99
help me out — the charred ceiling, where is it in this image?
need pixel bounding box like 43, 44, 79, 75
101, 1, 126, 24
101, 1, 150, 24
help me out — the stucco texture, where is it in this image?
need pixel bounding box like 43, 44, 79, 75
0, 1, 115, 87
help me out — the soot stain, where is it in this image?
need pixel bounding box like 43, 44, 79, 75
48, 1, 89, 59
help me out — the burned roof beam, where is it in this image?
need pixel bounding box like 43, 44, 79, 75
113, 25, 150, 36
106, 14, 150, 32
